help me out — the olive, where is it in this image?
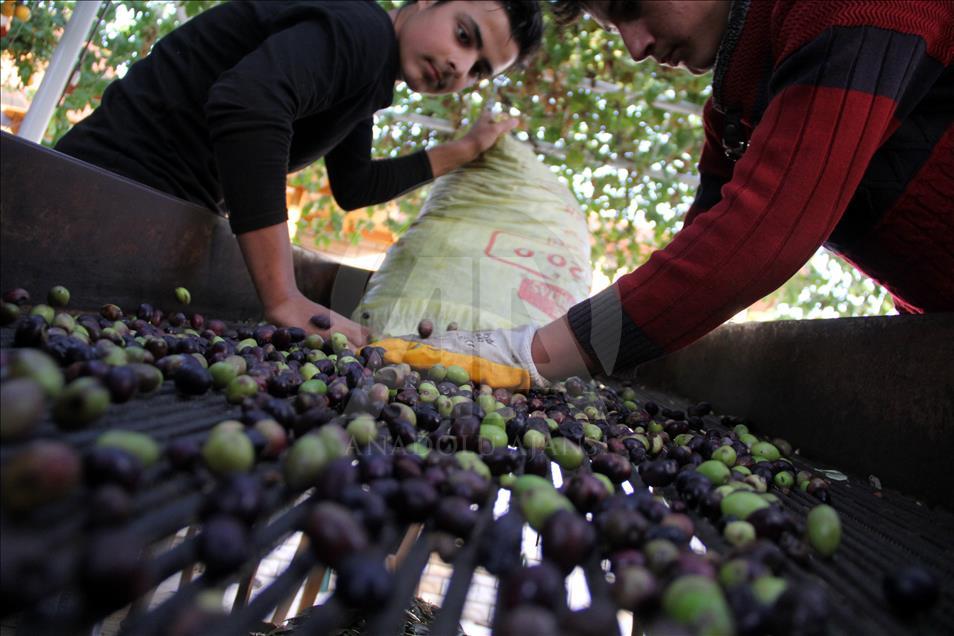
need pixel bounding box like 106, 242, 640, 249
52, 377, 110, 429
541, 509, 595, 573
721, 491, 770, 520
0, 378, 46, 440
166, 437, 202, 470
724, 520, 757, 547
198, 515, 249, 577
174, 287, 192, 305
46, 285, 70, 307
84, 446, 143, 491
283, 435, 330, 490
523, 449, 551, 476
253, 419, 287, 458
0, 301, 20, 325
3, 287, 30, 305
883, 565, 940, 615
202, 428, 254, 475
309, 313, 332, 330
334, 553, 394, 609
102, 365, 137, 403
88, 484, 134, 527
81, 531, 149, 608
765, 584, 829, 635
598, 506, 649, 550
747, 506, 793, 541
13, 315, 47, 348
397, 477, 439, 522
696, 459, 731, 485
226, 375, 259, 404
591, 452, 633, 483
750, 441, 780, 461
546, 437, 584, 470
9, 348, 64, 397
1, 441, 81, 513
434, 496, 479, 538
445, 364, 470, 385
204, 474, 264, 525
29, 304, 55, 325
306, 502, 369, 566
773, 471, 795, 489
500, 562, 566, 611
208, 361, 238, 388
97, 429, 161, 467
639, 458, 679, 487
661, 575, 733, 635
805, 504, 841, 557
416, 318, 434, 338
561, 472, 612, 513
99, 303, 123, 321
613, 565, 659, 611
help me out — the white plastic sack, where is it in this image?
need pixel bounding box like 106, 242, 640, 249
353, 135, 592, 336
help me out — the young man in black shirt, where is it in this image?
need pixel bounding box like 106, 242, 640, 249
55, 0, 542, 347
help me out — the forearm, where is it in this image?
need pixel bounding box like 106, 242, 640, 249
235, 222, 300, 310
531, 315, 597, 382
426, 138, 480, 178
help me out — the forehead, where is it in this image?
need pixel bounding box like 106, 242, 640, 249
450, 1, 520, 73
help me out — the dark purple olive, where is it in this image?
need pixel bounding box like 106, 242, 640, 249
103, 365, 138, 403
81, 531, 149, 608
725, 583, 767, 636
883, 565, 939, 615
99, 304, 122, 321
612, 565, 659, 611
198, 516, 250, 577
541, 509, 595, 574
359, 453, 393, 481
562, 473, 611, 513
598, 507, 648, 550
338, 485, 388, 538
435, 496, 479, 538
591, 452, 633, 483
444, 469, 491, 504
747, 506, 794, 541
766, 584, 829, 636
500, 561, 566, 611
166, 438, 202, 470
84, 446, 143, 491
477, 512, 524, 577
174, 364, 212, 395
88, 485, 134, 527
498, 606, 559, 636
643, 401, 659, 416
523, 449, 551, 477
483, 447, 521, 475
306, 502, 369, 567
334, 553, 394, 609
310, 313, 332, 330
417, 319, 434, 338
14, 315, 47, 347
397, 478, 439, 522
639, 458, 679, 487
204, 474, 264, 525
449, 414, 481, 452
3, 288, 30, 305
267, 370, 300, 398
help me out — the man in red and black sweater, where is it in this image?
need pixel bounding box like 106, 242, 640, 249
378, 0, 952, 389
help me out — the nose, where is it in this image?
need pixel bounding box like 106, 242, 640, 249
447, 53, 479, 90
618, 20, 655, 62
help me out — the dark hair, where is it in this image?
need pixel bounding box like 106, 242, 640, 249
405, 1, 544, 67
549, 1, 643, 27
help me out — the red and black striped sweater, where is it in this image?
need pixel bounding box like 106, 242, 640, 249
568, 0, 954, 374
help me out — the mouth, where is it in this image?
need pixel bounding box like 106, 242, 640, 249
426, 60, 441, 87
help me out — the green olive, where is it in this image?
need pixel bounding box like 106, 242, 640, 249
720, 491, 771, 520
209, 361, 238, 389
299, 378, 328, 395
751, 441, 781, 461
583, 423, 603, 441
806, 504, 841, 557
711, 445, 737, 466
662, 575, 733, 636
752, 576, 788, 606
696, 460, 731, 485
773, 471, 795, 489
226, 375, 259, 404
284, 435, 329, 490
347, 414, 378, 445
454, 451, 491, 480
97, 430, 160, 467
723, 520, 756, 547
53, 377, 110, 429
202, 428, 254, 475
523, 429, 548, 450
30, 304, 55, 325
479, 425, 508, 449
547, 437, 584, 470
482, 411, 506, 429
174, 286, 191, 305
445, 364, 470, 385
519, 489, 574, 531
427, 364, 447, 382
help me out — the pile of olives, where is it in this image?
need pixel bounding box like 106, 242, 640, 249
0, 285, 940, 633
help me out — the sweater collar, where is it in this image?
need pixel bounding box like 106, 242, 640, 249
712, 0, 751, 112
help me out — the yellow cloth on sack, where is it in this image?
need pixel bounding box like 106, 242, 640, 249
373, 337, 531, 391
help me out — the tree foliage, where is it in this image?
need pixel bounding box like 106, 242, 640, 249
1, 0, 894, 318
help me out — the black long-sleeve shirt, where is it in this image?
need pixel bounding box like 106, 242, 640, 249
55, 0, 433, 234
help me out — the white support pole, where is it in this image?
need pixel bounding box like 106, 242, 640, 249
17, 1, 102, 144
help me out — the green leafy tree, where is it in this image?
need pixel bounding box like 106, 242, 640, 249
1, 0, 894, 317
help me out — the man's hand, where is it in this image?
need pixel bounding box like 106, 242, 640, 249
460, 111, 519, 156
265, 292, 370, 350
370, 325, 547, 391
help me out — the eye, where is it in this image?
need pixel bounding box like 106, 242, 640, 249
457, 24, 471, 45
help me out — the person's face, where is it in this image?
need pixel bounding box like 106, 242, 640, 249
395, 1, 520, 94
587, 1, 730, 75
